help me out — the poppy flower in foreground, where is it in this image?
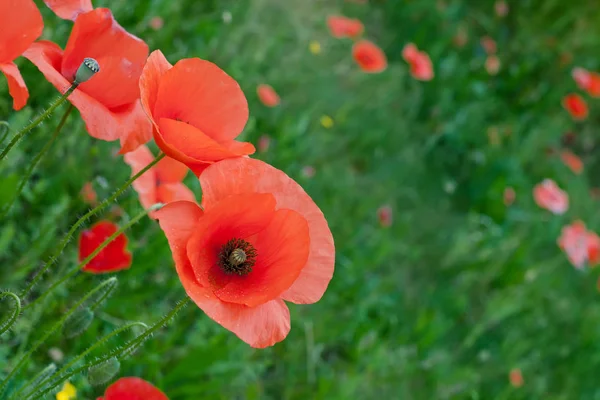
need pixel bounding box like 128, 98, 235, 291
257, 84, 280, 107
24, 8, 151, 154
533, 179, 568, 215
327, 15, 364, 39
558, 221, 600, 269
44, 0, 92, 20
97, 377, 168, 400
560, 150, 583, 174
402, 43, 434, 81
124, 144, 195, 218
156, 158, 335, 348
139, 50, 255, 176
572, 67, 600, 97
79, 220, 132, 274
0, 0, 43, 110
353, 40, 387, 73
562, 93, 588, 120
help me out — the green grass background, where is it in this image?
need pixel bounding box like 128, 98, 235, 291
2, 0, 600, 398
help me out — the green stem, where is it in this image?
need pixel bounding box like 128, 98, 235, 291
0, 291, 21, 336
13, 322, 147, 400
0, 121, 10, 145
1, 105, 74, 219
0, 84, 78, 162
27, 297, 191, 400
24, 203, 164, 311
0, 278, 116, 396
20, 153, 166, 300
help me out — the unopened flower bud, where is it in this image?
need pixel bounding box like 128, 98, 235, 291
74, 57, 100, 84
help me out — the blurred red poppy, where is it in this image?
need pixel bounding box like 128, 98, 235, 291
480, 36, 497, 54
572, 67, 600, 97
257, 84, 280, 107
377, 205, 393, 227
80, 181, 98, 205
353, 40, 387, 73
24, 8, 151, 154
149, 16, 164, 31
258, 134, 271, 153
97, 377, 168, 400
509, 368, 524, 388
0, 0, 43, 110
402, 43, 434, 81
124, 144, 195, 218
485, 55, 501, 75
503, 187, 515, 206
560, 150, 583, 174
558, 221, 600, 269
495, 1, 509, 17
156, 158, 335, 348
79, 221, 132, 274
562, 93, 588, 120
327, 16, 364, 39
44, 0, 92, 20
139, 50, 254, 176
533, 179, 568, 215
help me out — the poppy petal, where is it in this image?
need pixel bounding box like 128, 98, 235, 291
117, 101, 153, 154
123, 144, 158, 210
153, 58, 249, 142
43, 0, 93, 21
200, 158, 335, 304
156, 182, 196, 205
0, 0, 43, 63
139, 50, 172, 127
79, 221, 132, 274
0, 62, 29, 110
104, 377, 168, 400
155, 155, 189, 183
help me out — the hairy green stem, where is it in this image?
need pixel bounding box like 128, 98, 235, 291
0, 121, 10, 145
24, 203, 163, 311
20, 153, 166, 300
0, 291, 21, 336
0, 84, 78, 162
1, 105, 74, 219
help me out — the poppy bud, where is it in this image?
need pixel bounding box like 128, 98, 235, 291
63, 307, 94, 338
88, 357, 120, 386
74, 57, 100, 84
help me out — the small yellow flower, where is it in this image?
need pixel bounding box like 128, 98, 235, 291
56, 381, 76, 400
309, 40, 321, 55
320, 115, 334, 128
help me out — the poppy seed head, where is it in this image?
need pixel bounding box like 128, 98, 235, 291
218, 238, 257, 276
75, 57, 100, 84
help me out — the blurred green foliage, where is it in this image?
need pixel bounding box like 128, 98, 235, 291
2, 0, 600, 398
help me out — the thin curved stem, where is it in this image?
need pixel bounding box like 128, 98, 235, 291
1, 105, 74, 219
0, 291, 21, 336
0, 121, 10, 145
0, 278, 116, 396
0, 84, 78, 162
27, 297, 191, 400
20, 153, 166, 300
24, 203, 163, 311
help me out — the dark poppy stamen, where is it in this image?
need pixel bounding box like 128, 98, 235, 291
218, 238, 257, 276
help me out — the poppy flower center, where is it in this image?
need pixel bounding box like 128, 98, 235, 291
218, 238, 257, 276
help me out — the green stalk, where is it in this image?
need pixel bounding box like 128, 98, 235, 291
0, 291, 21, 336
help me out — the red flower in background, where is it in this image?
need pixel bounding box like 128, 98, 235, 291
533, 179, 568, 215
257, 84, 281, 107
558, 221, 600, 269
503, 187, 516, 206
485, 55, 501, 75
562, 93, 588, 120
139, 50, 254, 176
80, 181, 98, 205
156, 158, 335, 348
327, 16, 364, 39
123, 144, 195, 218
79, 221, 132, 274
509, 368, 524, 388
353, 40, 387, 73
402, 43, 434, 81
480, 36, 497, 54
377, 205, 393, 227
560, 150, 583, 174
97, 377, 168, 400
572, 67, 600, 97
24, 8, 151, 154
0, 0, 43, 110
43, 0, 92, 20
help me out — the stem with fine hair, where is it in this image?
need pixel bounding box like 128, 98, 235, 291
0, 291, 21, 336
26, 297, 191, 400
20, 153, 166, 300
0, 278, 117, 396
0, 83, 78, 162
1, 104, 74, 219
24, 203, 164, 311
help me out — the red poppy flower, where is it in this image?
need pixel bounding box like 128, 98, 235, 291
562, 93, 588, 120
155, 158, 335, 348
558, 221, 600, 269
509, 368, 524, 388
123, 144, 195, 218
352, 40, 387, 74
377, 205, 393, 227
139, 50, 254, 176
402, 43, 434, 81
560, 150, 583, 174
79, 221, 132, 274
327, 16, 364, 39
97, 377, 168, 400
480, 36, 497, 54
533, 179, 568, 215
257, 84, 280, 107
23, 8, 151, 154
572, 67, 600, 97
0, 0, 43, 110
80, 181, 98, 205
44, 0, 92, 20
503, 187, 516, 206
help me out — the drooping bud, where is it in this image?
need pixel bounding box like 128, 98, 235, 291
63, 307, 94, 338
88, 357, 120, 386
74, 57, 100, 84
